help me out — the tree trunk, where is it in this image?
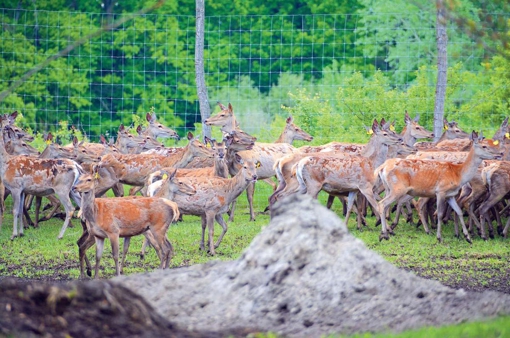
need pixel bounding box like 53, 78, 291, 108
195, 0, 212, 139
434, 0, 448, 142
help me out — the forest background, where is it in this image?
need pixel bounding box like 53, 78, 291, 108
0, 0, 508, 146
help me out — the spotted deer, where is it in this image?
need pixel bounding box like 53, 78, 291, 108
149, 155, 259, 255
93, 132, 212, 197
0, 126, 82, 240
376, 131, 503, 243
292, 119, 404, 229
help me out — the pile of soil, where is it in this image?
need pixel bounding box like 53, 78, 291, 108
116, 194, 510, 337
0, 278, 242, 338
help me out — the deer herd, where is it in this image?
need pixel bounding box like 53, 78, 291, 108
0, 105, 509, 279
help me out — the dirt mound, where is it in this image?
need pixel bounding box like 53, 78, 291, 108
116, 194, 510, 337
0, 278, 237, 338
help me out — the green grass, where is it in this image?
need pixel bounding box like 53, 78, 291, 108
0, 185, 509, 336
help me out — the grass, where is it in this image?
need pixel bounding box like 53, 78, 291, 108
0, 184, 509, 336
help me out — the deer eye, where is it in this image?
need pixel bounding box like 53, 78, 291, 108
415, 127, 420, 130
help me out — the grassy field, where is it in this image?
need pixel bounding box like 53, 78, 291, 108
0, 185, 509, 336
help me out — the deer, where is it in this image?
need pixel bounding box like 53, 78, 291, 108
149, 155, 259, 255
1, 111, 34, 143
0, 125, 82, 240
414, 119, 470, 150
93, 132, 212, 197
376, 131, 503, 244
147, 136, 229, 183
140, 112, 180, 140
72, 172, 180, 279
394, 118, 510, 233
291, 119, 404, 229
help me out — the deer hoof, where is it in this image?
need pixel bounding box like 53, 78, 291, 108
10, 235, 16, 241
379, 233, 389, 241
436, 236, 443, 243
465, 236, 472, 244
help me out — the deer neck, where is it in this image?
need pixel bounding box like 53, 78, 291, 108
275, 129, 292, 144
459, 143, 482, 186
0, 138, 12, 176
362, 136, 390, 168
80, 189, 98, 225
401, 127, 416, 147
214, 158, 229, 178
224, 169, 252, 203
171, 145, 195, 168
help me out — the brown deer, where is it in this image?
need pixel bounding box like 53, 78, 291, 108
0, 126, 82, 240
376, 131, 503, 243
140, 112, 180, 140
293, 119, 404, 229
94, 132, 212, 197
150, 155, 259, 255
73, 172, 179, 279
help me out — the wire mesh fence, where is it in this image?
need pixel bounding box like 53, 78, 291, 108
0, 8, 509, 211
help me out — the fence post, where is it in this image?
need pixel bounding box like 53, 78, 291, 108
434, 0, 448, 142
195, 0, 212, 139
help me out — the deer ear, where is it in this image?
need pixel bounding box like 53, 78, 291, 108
286, 116, 293, 124
228, 103, 233, 113
413, 114, 420, 123
404, 110, 411, 124
73, 136, 78, 146
187, 131, 193, 141
217, 101, 227, 110
234, 153, 243, 164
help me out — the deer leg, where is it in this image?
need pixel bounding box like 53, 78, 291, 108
200, 215, 207, 251
326, 195, 335, 210
206, 212, 216, 255
94, 237, 105, 279
164, 238, 174, 269
246, 182, 256, 221
77, 222, 94, 278
55, 192, 76, 240
405, 200, 414, 225
214, 213, 228, 249
502, 216, 510, 238
478, 193, 505, 241
228, 199, 237, 222
112, 183, 125, 197
0, 181, 5, 215
343, 192, 357, 229
139, 236, 153, 260
448, 197, 471, 243
416, 197, 431, 235
435, 195, 447, 243
109, 235, 121, 276
120, 237, 131, 275
146, 229, 165, 267
37, 195, 62, 223
11, 192, 23, 240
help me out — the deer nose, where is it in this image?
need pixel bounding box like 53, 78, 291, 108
252, 175, 258, 181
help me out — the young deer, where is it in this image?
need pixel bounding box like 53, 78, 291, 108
73, 172, 180, 279
376, 131, 503, 243
150, 154, 259, 255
